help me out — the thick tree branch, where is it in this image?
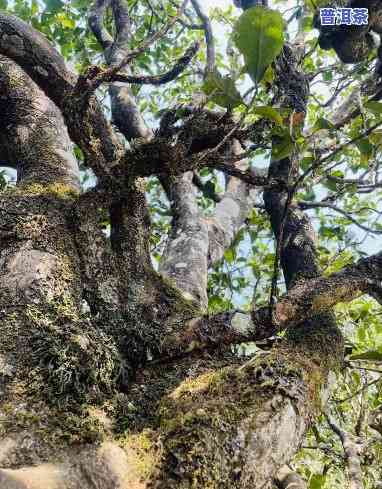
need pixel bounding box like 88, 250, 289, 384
0, 12, 123, 180
88, 0, 113, 49
72, 190, 121, 314
163, 254, 382, 351
159, 172, 209, 309
88, 0, 155, 295
271, 251, 382, 329
116, 131, 269, 183
207, 139, 260, 266
0, 55, 80, 190
160, 241, 382, 355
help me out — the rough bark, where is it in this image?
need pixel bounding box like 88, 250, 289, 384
159, 172, 210, 309
207, 139, 258, 266
0, 55, 79, 190
276, 466, 307, 489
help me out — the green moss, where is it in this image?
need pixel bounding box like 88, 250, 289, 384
121, 430, 158, 481
4, 182, 79, 199
153, 349, 328, 488
25, 300, 127, 407
0, 402, 107, 446
159, 274, 201, 316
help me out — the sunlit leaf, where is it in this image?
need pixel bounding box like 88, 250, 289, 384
350, 351, 382, 362
233, 6, 284, 82
251, 105, 283, 125
365, 101, 382, 115
271, 132, 294, 161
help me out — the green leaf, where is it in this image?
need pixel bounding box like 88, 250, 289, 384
272, 132, 294, 161
365, 101, 382, 115
224, 248, 235, 264
350, 351, 382, 362
251, 105, 283, 125
323, 180, 338, 192
301, 155, 314, 171
57, 12, 75, 29
369, 130, 382, 145
355, 137, 373, 156
45, 0, 64, 12
233, 6, 284, 83
262, 65, 275, 84
31, 0, 38, 15
314, 117, 334, 131
309, 474, 326, 489
203, 70, 243, 109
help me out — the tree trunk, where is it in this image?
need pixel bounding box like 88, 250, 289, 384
0, 6, 353, 489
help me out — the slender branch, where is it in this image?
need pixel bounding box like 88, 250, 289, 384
109, 41, 199, 85
298, 119, 382, 190
190, 0, 215, 75
336, 378, 381, 404
326, 415, 364, 489
299, 201, 382, 235
84, 0, 189, 92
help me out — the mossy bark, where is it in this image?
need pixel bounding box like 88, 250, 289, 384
0, 10, 348, 489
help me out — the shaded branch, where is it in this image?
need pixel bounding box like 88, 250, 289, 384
160, 311, 256, 357
190, 0, 215, 75
84, 0, 189, 93
192, 172, 222, 203
109, 41, 199, 85
0, 11, 123, 180
299, 201, 382, 235
88, 0, 113, 49
0, 55, 80, 190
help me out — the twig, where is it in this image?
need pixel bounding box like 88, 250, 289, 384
86, 0, 189, 92
299, 201, 382, 235
110, 42, 199, 85
335, 378, 381, 404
